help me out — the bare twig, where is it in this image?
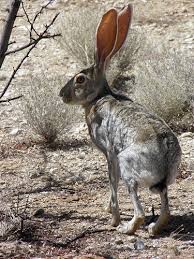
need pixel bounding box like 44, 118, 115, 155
21, 1, 39, 39
8, 41, 16, 46
5, 33, 61, 56
32, 1, 52, 25
63, 227, 114, 247
33, 227, 114, 248
22, 193, 30, 217
0, 43, 36, 100
0, 95, 22, 103
41, 13, 60, 35
0, 0, 21, 68
0, 12, 60, 100
29, 1, 53, 40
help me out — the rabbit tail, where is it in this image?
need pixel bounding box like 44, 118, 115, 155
150, 133, 181, 193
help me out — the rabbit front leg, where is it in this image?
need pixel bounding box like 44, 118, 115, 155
148, 186, 170, 236
106, 155, 120, 227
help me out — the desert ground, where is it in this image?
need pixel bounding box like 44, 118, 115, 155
0, 0, 194, 258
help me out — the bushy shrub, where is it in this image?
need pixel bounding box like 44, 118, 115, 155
134, 40, 194, 122
21, 74, 81, 143
57, 7, 194, 127
57, 8, 141, 85
57, 7, 99, 67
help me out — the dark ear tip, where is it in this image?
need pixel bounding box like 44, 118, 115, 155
120, 4, 133, 16
128, 4, 133, 12
125, 4, 133, 11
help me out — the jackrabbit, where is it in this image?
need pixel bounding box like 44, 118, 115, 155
60, 5, 181, 235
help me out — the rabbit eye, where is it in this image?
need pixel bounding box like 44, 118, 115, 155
75, 74, 86, 84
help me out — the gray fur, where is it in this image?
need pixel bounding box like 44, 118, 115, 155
60, 69, 181, 235
60, 6, 181, 235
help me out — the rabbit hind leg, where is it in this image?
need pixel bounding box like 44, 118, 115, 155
117, 179, 145, 234
148, 183, 170, 236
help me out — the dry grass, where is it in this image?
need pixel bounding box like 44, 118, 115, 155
57, 7, 100, 67
57, 7, 193, 125
0, 208, 21, 241
0, 173, 32, 241
21, 73, 82, 143
134, 39, 194, 122
57, 8, 141, 85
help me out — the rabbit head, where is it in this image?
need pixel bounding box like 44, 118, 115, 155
60, 5, 133, 106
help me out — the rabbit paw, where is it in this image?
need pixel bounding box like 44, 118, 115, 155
148, 213, 170, 236
117, 216, 144, 234
117, 222, 134, 234
148, 222, 159, 236
111, 214, 120, 227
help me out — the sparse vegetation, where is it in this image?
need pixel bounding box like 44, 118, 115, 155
1, 0, 194, 257
134, 40, 194, 122
57, 7, 194, 128
57, 8, 141, 85
21, 74, 82, 143
0, 175, 32, 241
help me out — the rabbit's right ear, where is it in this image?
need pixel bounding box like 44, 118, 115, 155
95, 9, 118, 72
110, 5, 133, 58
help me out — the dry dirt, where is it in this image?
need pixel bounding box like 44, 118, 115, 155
0, 0, 194, 258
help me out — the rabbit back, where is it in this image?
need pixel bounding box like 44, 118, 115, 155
86, 95, 181, 189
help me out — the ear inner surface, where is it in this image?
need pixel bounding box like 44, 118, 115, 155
110, 4, 133, 58
95, 9, 118, 71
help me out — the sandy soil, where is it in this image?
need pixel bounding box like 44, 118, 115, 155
0, 0, 194, 258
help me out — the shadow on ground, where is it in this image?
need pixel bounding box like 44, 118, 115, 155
168, 214, 194, 241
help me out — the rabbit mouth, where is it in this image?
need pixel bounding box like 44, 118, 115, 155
62, 96, 72, 103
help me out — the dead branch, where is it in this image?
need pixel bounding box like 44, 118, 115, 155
0, 43, 38, 100
8, 41, 16, 46
0, 0, 21, 69
21, 1, 39, 39
63, 227, 115, 247
0, 95, 22, 103
31, 1, 52, 26
33, 227, 115, 248
5, 33, 61, 56
0, 10, 60, 101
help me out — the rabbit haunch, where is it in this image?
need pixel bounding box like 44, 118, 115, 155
60, 5, 181, 235
86, 95, 181, 188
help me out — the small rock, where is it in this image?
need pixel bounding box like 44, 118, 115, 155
163, 23, 169, 28
72, 195, 79, 201
50, 167, 58, 173
78, 152, 85, 159
182, 8, 188, 13
9, 128, 21, 136
134, 239, 145, 250
34, 208, 45, 217
127, 236, 136, 243
115, 239, 123, 245
0, 75, 7, 81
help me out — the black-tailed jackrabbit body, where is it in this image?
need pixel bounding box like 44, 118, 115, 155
60, 5, 181, 235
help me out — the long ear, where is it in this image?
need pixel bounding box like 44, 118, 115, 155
95, 9, 118, 71
110, 5, 133, 58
